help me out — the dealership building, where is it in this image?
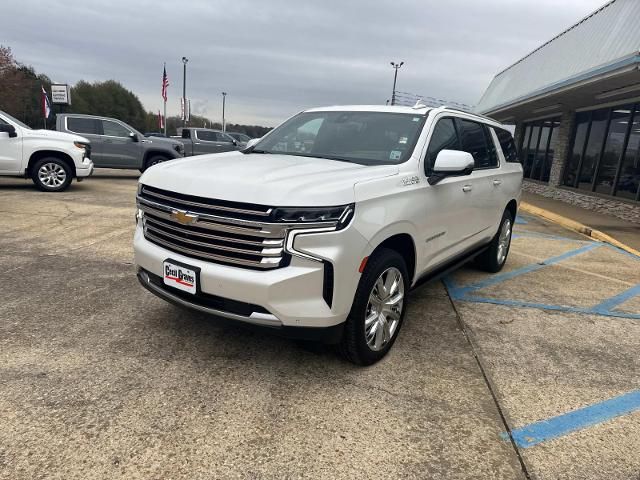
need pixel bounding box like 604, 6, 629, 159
476, 0, 640, 223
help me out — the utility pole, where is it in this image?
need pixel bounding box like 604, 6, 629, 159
390, 61, 404, 106
221, 92, 227, 133
182, 57, 189, 127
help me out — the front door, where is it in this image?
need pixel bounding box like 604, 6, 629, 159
0, 118, 22, 174
100, 119, 142, 168
417, 116, 479, 272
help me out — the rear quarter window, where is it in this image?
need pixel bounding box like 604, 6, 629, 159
495, 128, 519, 163
67, 117, 99, 135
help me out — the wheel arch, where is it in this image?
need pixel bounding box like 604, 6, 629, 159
27, 150, 76, 177
505, 199, 518, 221
368, 233, 417, 285
142, 149, 176, 169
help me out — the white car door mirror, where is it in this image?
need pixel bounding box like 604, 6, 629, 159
429, 150, 474, 185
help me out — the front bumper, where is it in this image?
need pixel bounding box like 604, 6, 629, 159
76, 157, 94, 178
133, 222, 368, 330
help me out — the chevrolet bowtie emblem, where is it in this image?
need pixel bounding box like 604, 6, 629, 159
171, 210, 198, 225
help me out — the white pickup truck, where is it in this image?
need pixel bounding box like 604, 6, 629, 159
0, 110, 93, 191
135, 105, 522, 365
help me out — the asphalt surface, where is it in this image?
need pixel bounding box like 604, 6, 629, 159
0, 170, 638, 479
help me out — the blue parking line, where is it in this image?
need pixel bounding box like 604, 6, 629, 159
605, 243, 640, 260
504, 390, 640, 448
592, 284, 640, 313
512, 230, 591, 242
458, 294, 640, 320
453, 243, 601, 295
515, 215, 528, 225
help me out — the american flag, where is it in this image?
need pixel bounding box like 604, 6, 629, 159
161, 64, 169, 102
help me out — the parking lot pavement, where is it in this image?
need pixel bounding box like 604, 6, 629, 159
0, 172, 524, 479
1, 172, 638, 479
447, 214, 640, 479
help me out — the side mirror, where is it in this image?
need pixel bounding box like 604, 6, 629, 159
428, 150, 474, 185
0, 124, 17, 137
129, 132, 139, 142
245, 138, 260, 149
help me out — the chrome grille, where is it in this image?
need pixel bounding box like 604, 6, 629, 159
138, 185, 287, 269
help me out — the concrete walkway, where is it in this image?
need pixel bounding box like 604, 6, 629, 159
522, 192, 640, 251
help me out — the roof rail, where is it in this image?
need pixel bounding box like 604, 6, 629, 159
432, 106, 501, 124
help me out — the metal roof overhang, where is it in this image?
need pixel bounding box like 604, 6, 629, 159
483, 53, 640, 123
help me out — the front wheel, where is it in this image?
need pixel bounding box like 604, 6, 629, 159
142, 155, 168, 172
476, 209, 513, 273
339, 248, 409, 365
31, 157, 72, 192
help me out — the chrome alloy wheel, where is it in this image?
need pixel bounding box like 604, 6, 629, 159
38, 162, 67, 188
364, 267, 404, 351
496, 217, 512, 265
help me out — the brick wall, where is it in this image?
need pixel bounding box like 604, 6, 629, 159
523, 181, 640, 224
548, 110, 575, 187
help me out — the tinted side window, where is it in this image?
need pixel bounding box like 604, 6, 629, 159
216, 132, 234, 142
195, 130, 217, 141
496, 128, 519, 162
67, 117, 98, 135
457, 119, 492, 169
483, 125, 499, 168
102, 120, 131, 137
425, 118, 459, 173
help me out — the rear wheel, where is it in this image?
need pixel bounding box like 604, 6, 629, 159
476, 209, 513, 273
31, 157, 72, 192
339, 248, 409, 365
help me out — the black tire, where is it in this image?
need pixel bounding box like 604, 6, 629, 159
31, 157, 73, 192
142, 155, 168, 172
338, 248, 409, 366
475, 209, 513, 273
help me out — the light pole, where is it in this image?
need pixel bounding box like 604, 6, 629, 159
221, 92, 227, 133
390, 61, 404, 106
182, 57, 189, 127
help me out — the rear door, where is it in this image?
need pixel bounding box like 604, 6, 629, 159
65, 117, 103, 165
455, 118, 499, 244
100, 119, 142, 168
192, 130, 231, 155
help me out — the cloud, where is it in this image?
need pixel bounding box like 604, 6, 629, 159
2, 0, 605, 126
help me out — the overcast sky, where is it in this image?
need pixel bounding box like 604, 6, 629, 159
3, 0, 605, 126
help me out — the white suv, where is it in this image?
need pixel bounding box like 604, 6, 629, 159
0, 110, 93, 191
134, 105, 522, 365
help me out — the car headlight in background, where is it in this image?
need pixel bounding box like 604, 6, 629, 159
271, 204, 354, 230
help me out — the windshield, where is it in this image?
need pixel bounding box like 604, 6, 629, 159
250, 111, 426, 165
0, 111, 31, 130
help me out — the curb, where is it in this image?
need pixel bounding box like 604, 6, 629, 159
519, 202, 640, 258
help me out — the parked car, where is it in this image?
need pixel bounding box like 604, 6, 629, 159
134, 105, 522, 365
175, 128, 240, 156
226, 132, 252, 147
57, 114, 184, 171
0, 110, 93, 192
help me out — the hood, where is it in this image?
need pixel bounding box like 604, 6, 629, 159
143, 135, 182, 148
27, 129, 89, 144
140, 151, 399, 206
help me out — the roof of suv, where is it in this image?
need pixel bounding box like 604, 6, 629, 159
303, 105, 505, 129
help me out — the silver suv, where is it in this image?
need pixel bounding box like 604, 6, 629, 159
56, 114, 184, 171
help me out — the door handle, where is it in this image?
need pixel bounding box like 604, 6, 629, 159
493, 179, 502, 186
462, 185, 472, 193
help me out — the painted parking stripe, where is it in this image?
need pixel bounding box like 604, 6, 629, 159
515, 215, 528, 225
504, 390, 640, 448
453, 242, 601, 295
592, 283, 640, 313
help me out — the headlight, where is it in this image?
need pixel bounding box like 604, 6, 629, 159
271, 204, 354, 230
74, 141, 88, 149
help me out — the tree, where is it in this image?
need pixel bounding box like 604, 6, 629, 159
70, 80, 147, 131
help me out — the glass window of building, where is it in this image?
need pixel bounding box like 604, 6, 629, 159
517, 117, 560, 182
564, 103, 640, 202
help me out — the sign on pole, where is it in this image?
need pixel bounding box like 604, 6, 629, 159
51, 84, 71, 105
